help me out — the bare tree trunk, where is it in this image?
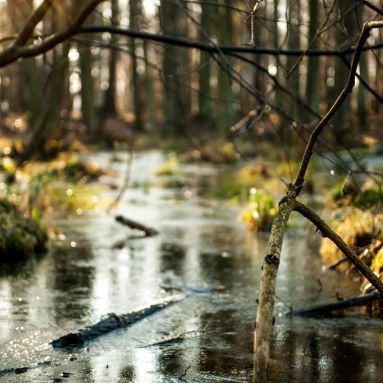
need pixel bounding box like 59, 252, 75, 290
332, 0, 358, 144
253, 197, 295, 381
305, 0, 320, 113
198, 0, 212, 121
80, 43, 98, 135
103, 0, 118, 117
22, 1, 71, 159
216, 0, 235, 132
286, 0, 301, 119
159, 0, 189, 135
129, 0, 144, 131
273, 0, 283, 109
143, 40, 156, 131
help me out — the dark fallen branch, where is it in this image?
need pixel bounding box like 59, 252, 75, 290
325, 255, 349, 270
52, 294, 184, 348
285, 291, 381, 318
141, 334, 185, 348
115, 215, 159, 237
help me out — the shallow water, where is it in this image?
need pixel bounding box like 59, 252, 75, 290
0, 151, 382, 383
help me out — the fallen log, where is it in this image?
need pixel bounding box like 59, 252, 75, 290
115, 215, 159, 237
285, 291, 381, 318
51, 294, 184, 348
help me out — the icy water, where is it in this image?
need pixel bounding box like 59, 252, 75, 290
0, 151, 382, 383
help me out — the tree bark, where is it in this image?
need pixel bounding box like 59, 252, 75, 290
254, 195, 295, 381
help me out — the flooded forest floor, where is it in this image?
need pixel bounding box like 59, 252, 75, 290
0, 150, 382, 383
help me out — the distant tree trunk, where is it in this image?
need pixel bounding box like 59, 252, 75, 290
143, 40, 156, 131
286, 0, 301, 119
253, 1, 267, 95
80, 43, 98, 135
103, 0, 118, 117
357, 5, 368, 126
8, 0, 41, 127
305, 0, 320, 113
159, 0, 190, 135
216, 0, 235, 132
22, 58, 42, 129
23, 42, 70, 159
273, 0, 283, 108
21, 2, 71, 159
331, 0, 358, 145
358, 51, 368, 126
129, 0, 144, 131
198, 0, 212, 122
373, 28, 383, 113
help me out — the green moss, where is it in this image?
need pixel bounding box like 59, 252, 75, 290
353, 185, 383, 208
0, 199, 47, 262
330, 178, 383, 209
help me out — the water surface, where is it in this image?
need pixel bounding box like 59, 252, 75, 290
0, 151, 382, 382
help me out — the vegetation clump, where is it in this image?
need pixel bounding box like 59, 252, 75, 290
192, 140, 237, 164
240, 188, 277, 232
320, 209, 382, 263
154, 153, 179, 176
320, 209, 383, 295
0, 199, 47, 262
331, 177, 383, 209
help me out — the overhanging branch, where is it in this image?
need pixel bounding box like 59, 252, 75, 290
79, 25, 383, 57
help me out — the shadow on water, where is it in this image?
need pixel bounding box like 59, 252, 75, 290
0, 150, 382, 382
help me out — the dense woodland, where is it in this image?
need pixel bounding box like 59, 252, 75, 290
0, 1, 383, 382
0, 0, 381, 154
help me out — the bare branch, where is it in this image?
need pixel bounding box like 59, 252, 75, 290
293, 200, 383, 294
78, 26, 383, 57
294, 21, 383, 193
358, 0, 383, 16
0, 0, 105, 67
13, 0, 52, 46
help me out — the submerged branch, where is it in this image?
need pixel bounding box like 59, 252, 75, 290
286, 291, 381, 317
52, 294, 184, 348
115, 215, 159, 237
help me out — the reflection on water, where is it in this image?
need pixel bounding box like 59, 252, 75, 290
0, 151, 382, 383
